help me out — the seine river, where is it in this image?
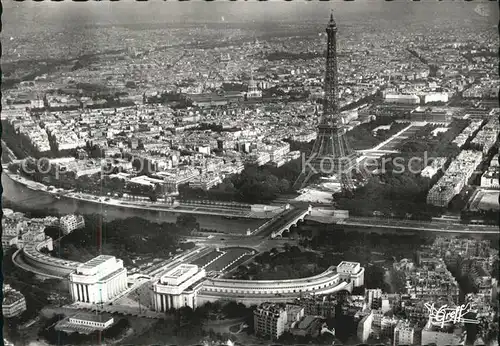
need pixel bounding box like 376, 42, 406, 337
1, 173, 265, 234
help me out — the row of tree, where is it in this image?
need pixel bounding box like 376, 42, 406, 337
13, 157, 164, 201
347, 120, 409, 150
232, 245, 323, 280
179, 161, 302, 203
335, 121, 470, 217
156, 301, 256, 340
52, 214, 199, 264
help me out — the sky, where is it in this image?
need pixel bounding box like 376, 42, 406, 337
3, 0, 497, 29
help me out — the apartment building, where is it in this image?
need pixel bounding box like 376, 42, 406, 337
427, 150, 482, 207
60, 214, 85, 235
2, 285, 27, 318
254, 303, 288, 340
393, 320, 415, 346
421, 319, 466, 346
299, 296, 338, 319
357, 311, 374, 343
189, 174, 222, 191
480, 168, 499, 189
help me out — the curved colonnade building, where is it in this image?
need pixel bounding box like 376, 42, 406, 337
18, 243, 128, 304
17, 239, 364, 310
20, 240, 80, 278
152, 261, 365, 311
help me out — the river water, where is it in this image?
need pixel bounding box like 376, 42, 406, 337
1, 173, 264, 234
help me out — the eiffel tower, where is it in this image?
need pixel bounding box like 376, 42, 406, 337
294, 12, 363, 195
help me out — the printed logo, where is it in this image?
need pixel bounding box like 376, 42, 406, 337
424, 303, 479, 328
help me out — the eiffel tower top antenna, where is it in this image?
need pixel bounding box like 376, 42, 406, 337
322, 9, 339, 128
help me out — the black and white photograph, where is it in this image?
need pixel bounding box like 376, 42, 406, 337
1, 1, 499, 345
